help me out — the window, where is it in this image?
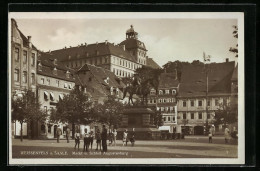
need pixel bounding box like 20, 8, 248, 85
191, 113, 194, 119
22, 71, 27, 83
56, 80, 60, 87
207, 100, 211, 106
14, 69, 19, 82
183, 113, 186, 119
172, 90, 176, 95
223, 98, 227, 105
68, 84, 72, 89
164, 117, 166, 121
50, 92, 54, 101
159, 90, 163, 95
164, 99, 166, 103
31, 53, 35, 66
31, 73, 35, 84
150, 90, 156, 95
215, 99, 219, 106
183, 101, 186, 107
198, 100, 203, 107
207, 114, 210, 119
198, 113, 202, 119
47, 79, 50, 85
165, 90, 169, 94
41, 78, 44, 84
44, 92, 48, 101
172, 98, 176, 102
64, 83, 68, 88
23, 51, 27, 64
14, 48, 19, 61
190, 100, 194, 107
168, 117, 171, 121
161, 107, 164, 111
44, 106, 47, 113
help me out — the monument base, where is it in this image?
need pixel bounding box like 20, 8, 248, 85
117, 127, 161, 140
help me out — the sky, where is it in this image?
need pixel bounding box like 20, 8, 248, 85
14, 18, 238, 67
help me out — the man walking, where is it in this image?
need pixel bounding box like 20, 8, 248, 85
66, 127, 70, 143
101, 125, 107, 153
56, 125, 62, 143
83, 128, 90, 152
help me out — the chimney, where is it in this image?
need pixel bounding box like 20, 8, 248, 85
27, 36, 32, 48
65, 46, 67, 49
85, 43, 87, 46
105, 40, 108, 45
226, 58, 229, 63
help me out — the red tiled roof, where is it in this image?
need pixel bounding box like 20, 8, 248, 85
159, 72, 179, 88
119, 38, 147, 51
50, 42, 136, 62
178, 61, 235, 98
147, 58, 161, 69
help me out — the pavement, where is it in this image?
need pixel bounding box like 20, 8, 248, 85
11, 135, 238, 158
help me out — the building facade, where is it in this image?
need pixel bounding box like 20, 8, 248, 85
147, 72, 179, 133
37, 53, 76, 138
11, 19, 38, 138
177, 61, 236, 135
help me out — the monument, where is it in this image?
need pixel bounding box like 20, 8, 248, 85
118, 76, 161, 140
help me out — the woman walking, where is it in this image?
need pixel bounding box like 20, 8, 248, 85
122, 129, 128, 146
112, 129, 117, 146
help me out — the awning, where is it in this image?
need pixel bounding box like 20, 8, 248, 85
50, 92, 54, 100
59, 94, 64, 100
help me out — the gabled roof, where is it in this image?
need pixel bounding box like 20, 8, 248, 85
50, 42, 136, 62
17, 29, 37, 50
119, 38, 147, 51
76, 64, 125, 98
159, 72, 179, 88
178, 61, 235, 98
147, 58, 161, 69
37, 52, 75, 82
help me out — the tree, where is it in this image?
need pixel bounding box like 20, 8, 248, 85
229, 25, 238, 57
214, 102, 237, 127
50, 88, 93, 138
93, 95, 124, 129
11, 89, 47, 141
152, 108, 163, 128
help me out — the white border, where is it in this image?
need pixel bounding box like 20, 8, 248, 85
8, 12, 245, 165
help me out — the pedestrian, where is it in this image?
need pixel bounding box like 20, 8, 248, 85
66, 127, 70, 143
83, 128, 90, 152
74, 130, 80, 150
112, 129, 117, 146
95, 128, 102, 151
101, 125, 107, 152
224, 127, 230, 144
208, 127, 213, 143
130, 129, 135, 146
56, 125, 62, 143
108, 129, 113, 146
122, 129, 128, 146
89, 130, 94, 150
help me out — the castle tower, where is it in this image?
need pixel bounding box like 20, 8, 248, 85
120, 25, 147, 65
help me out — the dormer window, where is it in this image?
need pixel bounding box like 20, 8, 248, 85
53, 59, 57, 65
165, 90, 170, 94
110, 87, 113, 95
172, 89, 176, 95
104, 77, 109, 84
50, 92, 54, 101
38, 62, 42, 71
68, 84, 72, 89
66, 71, 70, 78
53, 67, 57, 75
159, 90, 163, 95
64, 83, 68, 88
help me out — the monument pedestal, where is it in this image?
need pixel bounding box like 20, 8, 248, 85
118, 106, 161, 140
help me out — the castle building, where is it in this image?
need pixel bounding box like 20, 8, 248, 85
11, 19, 38, 138
49, 25, 160, 77
36, 52, 76, 139
177, 61, 236, 135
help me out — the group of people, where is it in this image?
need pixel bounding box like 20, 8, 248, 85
208, 126, 232, 143
56, 125, 136, 152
